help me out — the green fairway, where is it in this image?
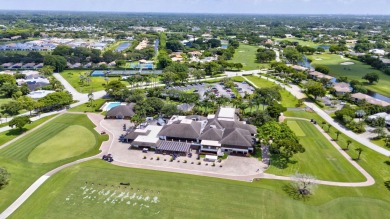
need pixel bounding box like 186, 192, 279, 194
61, 70, 129, 93
245, 75, 299, 108
0, 115, 57, 146
286, 120, 305, 136
273, 37, 324, 48
307, 53, 390, 96
229, 44, 269, 70
28, 125, 96, 163
267, 119, 365, 182
10, 159, 390, 219
0, 114, 108, 212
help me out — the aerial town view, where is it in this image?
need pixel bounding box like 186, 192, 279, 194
0, 0, 390, 218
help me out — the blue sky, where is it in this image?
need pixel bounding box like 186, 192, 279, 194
1, 0, 390, 14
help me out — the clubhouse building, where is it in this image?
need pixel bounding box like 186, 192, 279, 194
124, 107, 257, 156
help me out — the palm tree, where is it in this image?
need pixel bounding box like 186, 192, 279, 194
346, 140, 352, 150
335, 131, 341, 141
355, 148, 363, 160
88, 92, 94, 108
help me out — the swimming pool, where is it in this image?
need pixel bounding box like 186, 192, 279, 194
101, 102, 126, 111
91, 70, 106, 77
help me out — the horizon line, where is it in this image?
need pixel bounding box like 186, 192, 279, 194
0, 9, 389, 16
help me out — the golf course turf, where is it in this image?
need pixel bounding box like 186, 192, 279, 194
28, 125, 97, 163
229, 44, 267, 70
266, 119, 365, 182
9, 159, 390, 219
307, 53, 390, 96
0, 113, 108, 212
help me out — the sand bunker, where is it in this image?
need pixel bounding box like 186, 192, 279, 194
340, 62, 354, 65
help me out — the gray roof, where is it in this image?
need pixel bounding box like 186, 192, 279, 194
221, 128, 254, 148
199, 128, 223, 141
106, 103, 135, 118
204, 119, 257, 135
158, 121, 202, 139
124, 129, 151, 140
157, 141, 191, 153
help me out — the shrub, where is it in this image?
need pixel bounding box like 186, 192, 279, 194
198, 162, 201, 165
143, 156, 146, 159
156, 157, 160, 160
0, 167, 10, 189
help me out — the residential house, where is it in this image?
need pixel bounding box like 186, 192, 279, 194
332, 82, 352, 96
351, 93, 390, 107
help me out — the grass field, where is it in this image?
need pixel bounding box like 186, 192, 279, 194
28, 125, 96, 163
67, 99, 108, 113
0, 115, 57, 146
266, 119, 365, 182
5, 110, 390, 218
245, 75, 299, 108
10, 159, 390, 219
286, 120, 305, 136
229, 44, 269, 70
307, 53, 390, 96
61, 70, 129, 93
0, 114, 108, 212
273, 37, 324, 48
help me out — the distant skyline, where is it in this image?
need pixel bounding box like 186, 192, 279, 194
1, 0, 390, 15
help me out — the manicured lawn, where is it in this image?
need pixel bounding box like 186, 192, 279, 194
371, 139, 389, 150
266, 119, 365, 182
0, 114, 108, 212
0, 115, 57, 146
11, 159, 390, 218
61, 70, 129, 93
245, 75, 299, 108
307, 53, 390, 96
229, 44, 268, 70
28, 125, 96, 163
67, 99, 108, 113
5, 110, 390, 218
273, 37, 324, 48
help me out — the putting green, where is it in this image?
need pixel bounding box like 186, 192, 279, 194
286, 120, 306, 136
28, 125, 96, 163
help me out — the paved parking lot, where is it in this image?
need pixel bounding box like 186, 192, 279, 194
173, 81, 254, 100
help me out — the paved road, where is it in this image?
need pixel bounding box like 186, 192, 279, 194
273, 49, 281, 62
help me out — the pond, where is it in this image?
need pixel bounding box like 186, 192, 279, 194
367, 90, 390, 103
297, 55, 313, 69
317, 45, 330, 50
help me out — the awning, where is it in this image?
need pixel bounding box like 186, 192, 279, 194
157, 141, 191, 153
